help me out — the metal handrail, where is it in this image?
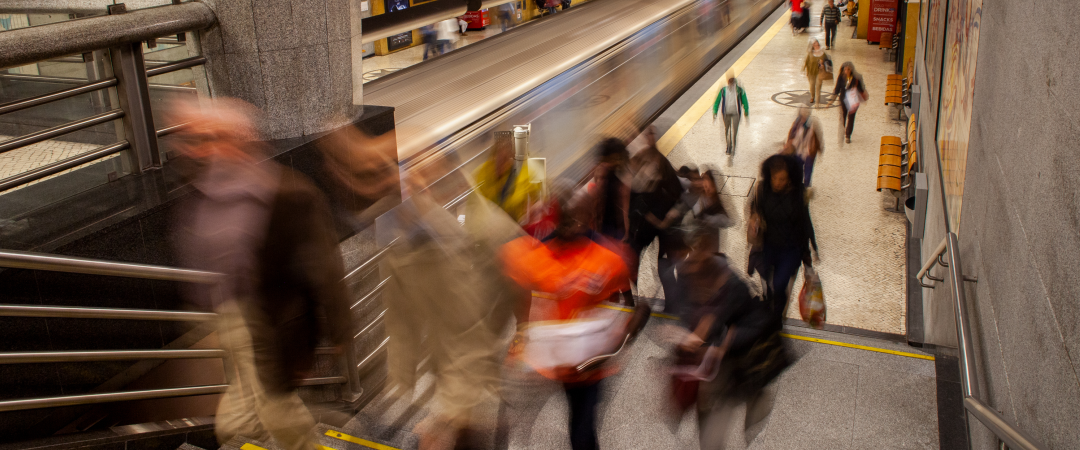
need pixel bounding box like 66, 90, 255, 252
916, 237, 946, 287
0, 78, 118, 116
0, 304, 216, 321
0, 385, 228, 413
145, 55, 207, 77
942, 231, 1044, 449
350, 277, 391, 310
0, 109, 125, 154
0, 141, 130, 193
0, 2, 216, 70
0, 349, 225, 364
0, 249, 221, 283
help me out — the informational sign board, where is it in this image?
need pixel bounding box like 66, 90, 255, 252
387, 31, 413, 51
868, 0, 898, 43
384, 0, 409, 13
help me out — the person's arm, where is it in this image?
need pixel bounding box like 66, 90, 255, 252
828, 77, 844, 105
680, 313, 715, 352
803, 200, 819, 263
739, 86, 750, 117
712, 87, 724, 119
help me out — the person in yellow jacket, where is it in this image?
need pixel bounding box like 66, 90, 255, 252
473, 137, 539, 222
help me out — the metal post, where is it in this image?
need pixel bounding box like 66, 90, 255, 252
339, 344, 363, 403
110, 41, 160, 172
513, 124, 530, 161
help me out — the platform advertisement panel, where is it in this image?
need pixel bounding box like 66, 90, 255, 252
462, 10, 490, 30
936, 0, 983, 227
868, 0, 898, 43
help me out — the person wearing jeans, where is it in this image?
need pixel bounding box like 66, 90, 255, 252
829, 61, 868, 143
821, 0, 842, 49
712, 74, 749, 155
748, 155, 817, 319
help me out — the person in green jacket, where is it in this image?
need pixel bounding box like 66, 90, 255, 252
713, 73, 749, 155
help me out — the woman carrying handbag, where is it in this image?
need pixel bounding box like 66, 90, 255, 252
828, 61, 868, 143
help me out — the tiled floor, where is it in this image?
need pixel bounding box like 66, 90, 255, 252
0, 135, 106, 190
346, 316, 939, 450
637, 11, 909, 335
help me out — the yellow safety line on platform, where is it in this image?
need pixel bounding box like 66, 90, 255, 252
780, 333, 936, 360
325, 429, 400, 450
656, 10, 792, 156
597, 303, 679, 320
240, 444, 267, 450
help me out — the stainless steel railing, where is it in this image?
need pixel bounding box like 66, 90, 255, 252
0, 2, 216, 194
0, 242, 395, 413
919, 234, 1044, 449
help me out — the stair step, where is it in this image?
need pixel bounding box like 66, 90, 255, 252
177, 444, 207, 450
319, 423, 413, 450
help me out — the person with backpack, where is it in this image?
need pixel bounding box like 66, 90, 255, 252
828, 61, 868, 143
712, 74, 749, 155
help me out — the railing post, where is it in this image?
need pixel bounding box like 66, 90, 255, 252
339, 345, 363, 403
110, 41, 160, 173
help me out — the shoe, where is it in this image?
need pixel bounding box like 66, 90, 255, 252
845, 136, 851, 143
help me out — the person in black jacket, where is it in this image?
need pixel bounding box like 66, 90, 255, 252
748, 154, 818, 323
670, 227, 779, 450
828, 61, 868, 143
628, 127, 686, 306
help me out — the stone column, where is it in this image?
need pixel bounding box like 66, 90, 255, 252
197, 0, 363, 140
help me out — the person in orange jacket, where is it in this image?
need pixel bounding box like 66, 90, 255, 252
500, 183, 629, 450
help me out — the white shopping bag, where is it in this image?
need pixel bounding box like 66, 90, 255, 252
522, 311, 626, 371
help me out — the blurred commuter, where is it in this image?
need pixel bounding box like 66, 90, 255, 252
474, 135, 539, 222
437, 18, 459, 54
821, 0, 841, 49
422, 24, 439, 60
458, 16, 469, 34
676, 169, 732, 244
747, 155, 817, 323
627, 127, 685, 307
498, 2, 517, 32
500, 183, 631, 450
588, 138, 631, 242
802, 38, 830, 105
173, 99, 353, 450
712, 74, 749, 155
561, 0, 572, 10
317, 120, 400, 232
829, 61, 868, 143
785, 107, 824, 188
381, 164, 507, 449
789, 0, 803, 34
544, 0, 560, 15
668, 227, 781, 450
587, 138, 632, 305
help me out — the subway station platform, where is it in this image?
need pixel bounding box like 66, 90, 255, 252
637, 7, 909, 336
330, 7, 947, 450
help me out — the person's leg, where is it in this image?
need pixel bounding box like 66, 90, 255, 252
730, 113, 741, 152
829, 23, 838, 47
813, 76, 823, 105
803, 155, 815, 187
743, 384, 778, 445
721, 113, 733, 152
770, 250, 803, 318
846, 110, 857, 139
807, 75, 817, 103
564, 382, 601, 450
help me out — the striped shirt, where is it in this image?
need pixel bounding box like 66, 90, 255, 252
822, 6, 842, 24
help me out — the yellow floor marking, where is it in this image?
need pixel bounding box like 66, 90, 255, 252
656, 11, 792, 156
781, 333, 935, 360
240, 444, 267, 450
597, 303, 680, 320
318, 446, 339, 450
325, 429, 401, 450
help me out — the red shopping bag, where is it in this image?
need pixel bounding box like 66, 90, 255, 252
799, 266, 826, 329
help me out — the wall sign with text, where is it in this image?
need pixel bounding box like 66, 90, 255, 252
868, 0, 898, 43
